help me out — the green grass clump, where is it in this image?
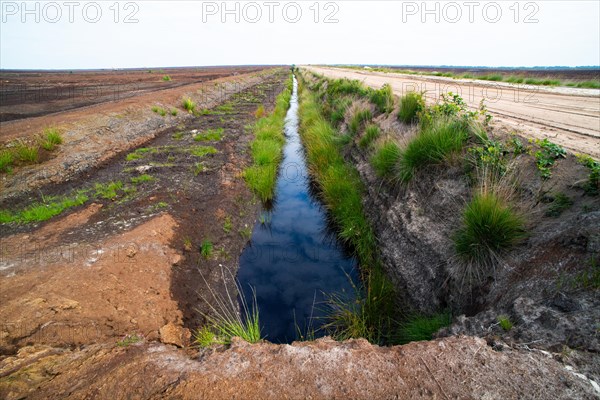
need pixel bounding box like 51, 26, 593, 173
574, 81, 600, 89
359, 124, 381, 149
369, 84, 394, 113
194, 128, 223, 142
172, 131, 184, 140
497, 315, 513, 331
480, 74, 503, 82
182, 97, 196, 113
193, 162, 206, 176
244, 76, 292, 203
572, 256, 600, 289
126, 152, 143, 161
15, 141, 39, 163
190, 146, 218, 157
454, 191, 526, 267
348, 108, 372, 136
0, 191, 88, 224
170, 108, 178, 116
195, 270, 262, 347
327, 97, 353, 126
162, 75, 171, 81
371, 141, 401, 177
397, 92, 425, 124
130, 174, 155, 185
40, 128, 63, 151
545, 192, 573, 217
0, 150, 14, 173
95, 181, 123, 199
200, 240, 213, 258
397, 118, 469, 182
525, 78, 561, 86
151, 106, 167, 116
399, 312, 452, 343
326, 78, 369, 97
505, 76, 524, 84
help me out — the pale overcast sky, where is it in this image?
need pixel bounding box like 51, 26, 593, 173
1, 1, 599, 69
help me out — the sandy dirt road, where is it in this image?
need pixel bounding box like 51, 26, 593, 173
304, 66, 600, 158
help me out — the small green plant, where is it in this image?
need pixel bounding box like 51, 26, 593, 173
258, 212, 271, 225
183, 237, 193, 252
398, 92, 425, 123
182, 97, 196, 113
223, 215, 232, 233
576, 154, 599, 195
172, 131, 185, 140
170, 108, 178, 116
200, 240, 213, 259
239, 225, 252, 240
545, 192, 573, 217
190, 146, 218, 157
130, 174, 155, 185
348, 108, 372, 136
508, 135, 526, 155
497, 315, 513, 331
371, 141, 401, 177
155, 201, 168, 209
195, 268, 262, 347
15, 141, 39, 163
126, 152, 143, 161
194, 128, 223, 142
40, 128, 63, 151
480, 74, 503, 82
533, 139, 566, 179
359, 124, 381, 149
369, 84, 394, 113
162, 75, 171, 81
151, 106, 167, 116
468, 139, 507, 176
116, 334, 142, 347
454, 190, 526, 271
0, 150, 14, 173
399, 312, 452, 343
95, 181, 123, 200
193, 162, 206, 176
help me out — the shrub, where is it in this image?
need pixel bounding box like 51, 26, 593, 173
576, 154, 599, 195
162, 75, 171, 81
398, 92, 425, 123
454, 191, 526, 267
397, 118, 469, 182
533, 139, 566, 179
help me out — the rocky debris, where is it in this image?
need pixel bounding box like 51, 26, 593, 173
135, 165, 153, 174
0, 336, 598, 399
159, 323, 191, 348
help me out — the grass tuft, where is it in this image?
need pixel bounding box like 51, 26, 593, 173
348, 108, 372, 136
130, 174, 155, 185
0, 150, 14, 173
14, 141, 39, 163
397, 118, 469, 182
0, 191, 88, 224
359, 124, 381, 149
369, 84, 394, 113
371, 141, 401, 177
398, 92, 425, 124
40, 128, 63, 151
399, 312, 452, 343
194, 128, 223, 142
182, 97, 196, 113
454, 190, 526, 268
190, 146, 218, 157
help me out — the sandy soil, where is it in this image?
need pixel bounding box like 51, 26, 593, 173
304, 66, 600, 158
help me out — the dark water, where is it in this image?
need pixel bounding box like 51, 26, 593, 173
237, 76, 358, 343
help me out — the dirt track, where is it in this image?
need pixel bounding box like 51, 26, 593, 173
304, 66, 600, 158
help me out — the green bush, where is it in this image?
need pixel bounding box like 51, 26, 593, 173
454, 192, 526, 265
398, 92, 425, 124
